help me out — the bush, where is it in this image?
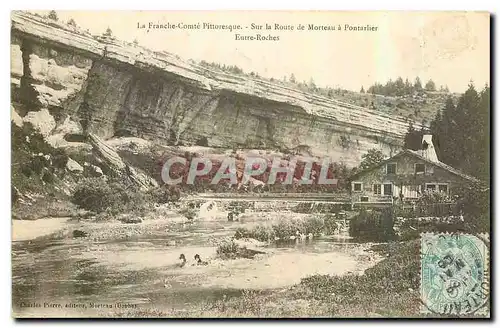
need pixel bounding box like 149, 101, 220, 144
71, 178, 147, 215
234, 227, 251, 239
416, 190, 453, 205
349, 208, 395, 241
51, 148, 70, 171
234, 215, 336, 243
11, 122, 68, 196
216, 239, 240, 259
323, 213, 339, 235
456, 184, 490, 233
234, 225, 274, 242
72, 178, 117, 213
147, 186, 172, 204
178, 203, 198, 221
397, 216, 465, 241
272, 219, 300, 240
303, 216, 324, 236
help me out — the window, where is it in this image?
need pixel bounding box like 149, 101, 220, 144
361, 196, 369, 202
383, 183, 393, 196
373, 184, 382, 195
352, 182, 362, 192
439, 184, 449, 194
426, 184, 437, 191
402, 185, 421, 198
386, 163, 397, 174
415, 163, 425, 174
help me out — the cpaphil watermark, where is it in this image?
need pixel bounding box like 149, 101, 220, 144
160, 156, 340, 186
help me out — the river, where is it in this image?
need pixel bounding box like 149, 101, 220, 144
12, 218, 377, 318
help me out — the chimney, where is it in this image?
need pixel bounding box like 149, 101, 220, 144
421, 134, 439, 163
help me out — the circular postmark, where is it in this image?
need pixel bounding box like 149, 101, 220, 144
421, 234, 489, 316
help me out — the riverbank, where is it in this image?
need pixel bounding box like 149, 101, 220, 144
12, 217, 73, 242
11, 204, 192, 243
110, 240, 419, 318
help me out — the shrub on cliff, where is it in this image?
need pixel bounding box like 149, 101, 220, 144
146, 185, 180, 204
72, 178, 117, 213
71, 178, 147, 215
11, 122, 69, 196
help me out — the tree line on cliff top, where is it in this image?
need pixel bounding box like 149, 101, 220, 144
361, 77, 449, 97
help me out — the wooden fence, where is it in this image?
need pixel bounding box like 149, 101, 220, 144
395, 202, 460, 218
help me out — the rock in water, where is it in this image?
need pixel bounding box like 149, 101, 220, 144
121, 218, 142, 224
73, 230, 88, 238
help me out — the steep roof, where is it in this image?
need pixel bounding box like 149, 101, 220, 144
350, 149, 481, 183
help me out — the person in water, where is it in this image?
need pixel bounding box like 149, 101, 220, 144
178, 254, 187, 268
194, 254, 208, 266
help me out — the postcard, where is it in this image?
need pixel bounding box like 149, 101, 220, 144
11, 10, 490, 318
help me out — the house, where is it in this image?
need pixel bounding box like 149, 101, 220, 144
349, 135, 480, 206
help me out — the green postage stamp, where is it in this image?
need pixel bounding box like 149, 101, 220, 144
420, 233, 490, 316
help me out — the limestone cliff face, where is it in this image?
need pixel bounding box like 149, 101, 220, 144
11, 11, 425, 167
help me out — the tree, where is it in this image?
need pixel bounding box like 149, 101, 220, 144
48, 10, 58, 21
359, 149, 386, 171
103, 27, 113, 38
133, 38, 139, 46
289, 73, 296, 84
404, 78, 413, 95
414, 77, 423, 92
385, 79, 395, 96
425, 79, 436, 91
360, 86, 365, 93
395, 77, 405, 96
308, 78, 317, 91
406, 82, 490, 182
67, 18, 76, 27
403, 122, 429, 151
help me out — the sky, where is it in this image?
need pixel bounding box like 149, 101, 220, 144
30, 10, 490, 93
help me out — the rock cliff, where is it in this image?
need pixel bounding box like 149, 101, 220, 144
11, 11, 425, 167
